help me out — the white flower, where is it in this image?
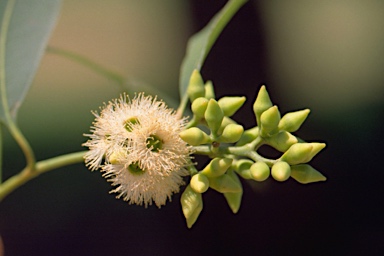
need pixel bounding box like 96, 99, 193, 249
83, 93, 192, 207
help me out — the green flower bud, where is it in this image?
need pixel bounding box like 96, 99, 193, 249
233, 159, 254, 179
224, 170, 243, 214
219, 124, 244, 143
201, 157, 233, 178
253, 85, 273, 126
179, 127, 210, 146
181, 185, 203, 228
250, 161, 270, 181
217, 116, 236, 135
218, 96, 246, 117
204, 80, 215, 99
278, 109, 310, 132
236, 126, 259, 146
271, 161, 291, 182
260, 106, 281, 137
187, 69, 205, 102
265, 131, 298, 152
209, 173, 242, 193
280, 142, 325, 165
290, 164, 327, 184
307, 143, 326, 162
191, 97, 209, 119
190, 173, 210, 193
204, 99, 224, 134
108, 150, 125, 165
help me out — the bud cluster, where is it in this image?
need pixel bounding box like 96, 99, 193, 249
180, 70, 327, 228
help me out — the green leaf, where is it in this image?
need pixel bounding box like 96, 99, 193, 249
179, 0, 247, 101
0, 0, 61, 125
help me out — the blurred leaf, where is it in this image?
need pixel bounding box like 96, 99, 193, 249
0, 0, 61, 125
179, 0, 247, 100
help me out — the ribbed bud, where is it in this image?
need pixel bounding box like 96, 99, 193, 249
250, 161, 270, 181
219, 124, 244, 143
271, 161, 291, 182
260, 106, 281, 137
181, 185, 203, 228
190, 173, 210, 193
280, 142, 325, 165
278, 109, 310, 132
187, 69, 205, 102
253, 85, 273, 126
201, 157, 233, 178
179, 127, 210, 146
204, 80, 215, 99
204, 99, 224, 134
218, 96, 246, 117
223, 170, 243, 213
233, 159, 254, 179
290, 164, 327, 184
236, 127, 259, 146
209, 173, 242, 193
191, 97, 209, 119
265, 131, 298, 152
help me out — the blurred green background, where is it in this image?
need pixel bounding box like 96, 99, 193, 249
1, 0, 384, 255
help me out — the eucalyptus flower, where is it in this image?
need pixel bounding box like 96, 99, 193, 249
83, 93, 192, 207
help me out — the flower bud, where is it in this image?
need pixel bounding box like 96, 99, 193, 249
108, 150, 126, 165
250, 161, 270, 181
209, 173, 242, 193
236, 126, 259, 146
187, 69, 205, 102
181, 185, 203, 228
233, 159, 254, 179
219, 124, 244, 143
204, 80, 215, 99
280, 142, 325, 165
307, 143, 326, 162
204, 99, 224, 134
190, 173, 210, 193
201, 157, 233, 178
191, 97, 209, 119
253, 85, 273, 126
218, 96, 246, 117
179, 127, 210, 146
290, 164, 327, 184
217, 116, 236, 135
223, 170, 243, 213
278, 109, 310, 132
265, 131, 298, 152
271, 161, 291, 182
260, 106, 281, 137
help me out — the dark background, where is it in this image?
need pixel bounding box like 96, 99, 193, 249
1, 1, 384, 255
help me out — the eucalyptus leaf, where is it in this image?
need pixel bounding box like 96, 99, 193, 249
0, 0, 61, 125
179, 0, 247, 100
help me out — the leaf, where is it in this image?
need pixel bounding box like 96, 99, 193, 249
179, 0, 247, 101
0, 0, 61, 125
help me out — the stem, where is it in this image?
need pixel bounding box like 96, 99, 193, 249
0, 0, 36, 171
46, 46, 125, 88
192, 135, 276, 166
0, 151, 86, 202
0, 126, 2, 183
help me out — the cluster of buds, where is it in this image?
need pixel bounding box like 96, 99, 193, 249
179, 70, 326, 228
